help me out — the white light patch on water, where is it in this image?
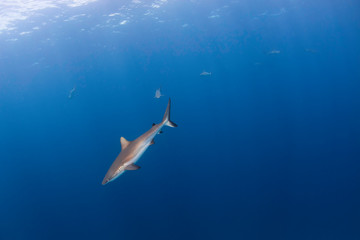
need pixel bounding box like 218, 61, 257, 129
66, 0, 97, 8
208, 14, 220, 19
6, 38, 18, 42
120, 20, 128, 25
19, 31, 31, 35
64, 13, 87, 21
0, 0, 171, 37
152, 4, 160, 9
0, 0, 97, 33
109, 13, 121, 17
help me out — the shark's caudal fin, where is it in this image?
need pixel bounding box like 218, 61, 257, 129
162, 98, 178, 127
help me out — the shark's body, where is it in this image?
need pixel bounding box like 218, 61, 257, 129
102, 99, 177, 185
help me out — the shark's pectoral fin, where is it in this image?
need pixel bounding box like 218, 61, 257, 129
125, 164, 141, 170
120, 137, 131, 150
150, 139, 155, 145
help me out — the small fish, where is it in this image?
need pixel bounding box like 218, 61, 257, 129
305, 48, 318, 54
200, 71, 212, 76
269, 8, 286, 17
68, 86, 76, 99
268, 50, 281, 55
102, 98, 178, 185
154, 88, 163, 99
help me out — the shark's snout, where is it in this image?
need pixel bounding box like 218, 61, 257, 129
102, 178, 110, 185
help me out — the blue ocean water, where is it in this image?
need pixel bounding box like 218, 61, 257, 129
0, 0, 359, 239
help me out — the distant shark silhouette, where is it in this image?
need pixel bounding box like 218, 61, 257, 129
200, 71, 211, 76
102, 99, 177, 185
68, 86, 76, 99
267, 49, 280, 54
305, 48, 318, 54
154, 88, 163, 98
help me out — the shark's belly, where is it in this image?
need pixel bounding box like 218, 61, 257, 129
110, 142, 151, 179
110, 131, 158, 181
129, 142, 151, 165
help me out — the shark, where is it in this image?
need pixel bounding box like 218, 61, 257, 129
200, 71, 212, 76
68, 86, 76, 99
154, 88, 163, 99
102, 98, 177, 185
267, 49, 281, 55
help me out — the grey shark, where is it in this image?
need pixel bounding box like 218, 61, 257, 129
154, 88, 163, 99
200, 71, 212, 76
102, 99, 177, 185
68, 86, 76, 99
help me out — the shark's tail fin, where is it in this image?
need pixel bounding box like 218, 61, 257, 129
162, 98, 178, 127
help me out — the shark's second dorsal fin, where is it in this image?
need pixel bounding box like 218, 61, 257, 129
120, 137, 130, 150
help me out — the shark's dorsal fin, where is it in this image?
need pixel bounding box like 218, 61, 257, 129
120, 137, 130, 150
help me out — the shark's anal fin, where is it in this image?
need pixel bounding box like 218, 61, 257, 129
150, 139, 155, 145
158, 130, 163, 134
120, 137, 130, 150
125, 164, 141, 170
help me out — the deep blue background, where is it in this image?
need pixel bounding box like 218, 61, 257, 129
0, 0, 359, 239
